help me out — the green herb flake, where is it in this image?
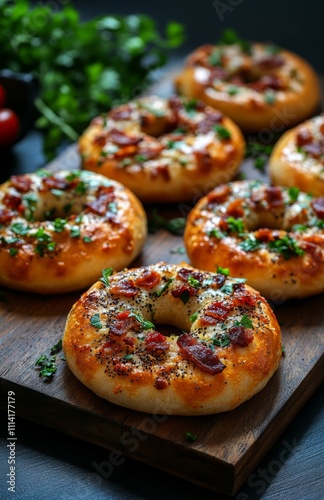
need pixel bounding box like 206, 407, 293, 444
74, 181, 87, 195
170, 246, 186, 255
130, 311, 155, 330
226, 217, 245, 235
185, 432, 197, 442
179, 289, 191, 304
239, 235, 261, 252
264, 91, 276, 105
268, 235, 305, 260
135, 154, 147, 163
190, 312, 198, 323
124, 354, 133, 360
213, 123, 231, 140
70, 226, 80, 238
10, 223, 29, 236
288, 187, 300, 202
209, 49, 223, 66
235, 314, 253, 329
156, 278, 173, 297
227, 85, 239, 96
90, 313, 102, 330
50, 339, 63, 354
188, 276, 200, 288
9, 248, 18, 257
184, 98, 198, 115
148, 209, 186, 236
207, 228, 226, 239
35, 354, 57, 379
212, 333, 230, 347
53, 218, 67, 232
217, 266, 230, 276
83, 236, 92, 243
220, 282, 234, 295
254, 157, 266, 172
100, 267, 114, 287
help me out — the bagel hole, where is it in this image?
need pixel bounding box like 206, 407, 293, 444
156, 324, 185, 338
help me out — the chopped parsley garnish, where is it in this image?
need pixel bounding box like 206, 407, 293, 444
184, 98, 198, 115
156, 278, 173, 297
188, 276, 200, 288
9, 248, 18, 257
217, 266, 230, 276
265, 44, 281, 54
83, 236, 92, 243
268, 235, 305, 259
90, 313, 102, 329
35, 354, 58, 379
212, 333, 230, 347
213, 123, 231, 140
10, 222, 29, 236
288, 187, 300, 202
292, 224, 308, 232
207, 228, 226, 239
179, 289, 190, 304
34, 228, 56, 256
254, 157, 266, 172
296, 145, 305, 154
51, 189, 64, 197
220, 282, 233, 295
124, 354, 134, 360
218, 28, 251, 54
100, 267, 114, 287
227, 85, 239, 96
130, 311, 155, 330
135, 154, 147, 163
50, 339, 63, 354
53, 218, 67, 232
74, 181, 87, 195
209, 49, 222, 66
264, 91, 276, 105
23, 193, 37, 221
235, 314, 253, 329
190, 312, 198, 322
185, 432, 197, 442
70, 226, 80, 238
226, 217, 245, 235
121, 158, 132, 166
170, 246, 186, 255
239, 235, 261, 252
65, 171, 81, 181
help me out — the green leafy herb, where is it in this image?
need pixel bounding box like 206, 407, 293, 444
213, 124, 231, 140
179, 290, 190, 304
9, 248, 18, 257
83, 236, 92, 243
264, 91, 276, 105
155, 278, 173, 297
288, 187, 300, 202
190, 312, 198, 323
254, 157, 266, 172
226, 217, 245, 235
130, 311, 155, 330
188, 276, 200, 288
70, 226, 80, 238
53, 218, 67, 232
268, 235, 305, 260
135, 154, 147, 163
212, 333, 230, 347
227, 85, 239, 96
170, 246, 186, 255
100, 267, 114, 286
23, 193, 37, 221
50, 339, 63, 354
239, 235, 261, 252
35, 354, 57, 379
207, 228, 226, 239
75, 181, 87, 195
235, 314, 253, 329
184, 98, 198, 115
218, 28, 251, 54
90, 313, 103, 329
148, 209, 186, 236
220, 282, 233, 295
209, 49, 223, 66
0, 1, 185, 158
185, 432, 197, 442
124, 354, 133, 360
10, 223, 29, 236
217, 266, 230, 276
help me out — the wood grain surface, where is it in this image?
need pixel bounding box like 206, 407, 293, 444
0, 139, 323, 495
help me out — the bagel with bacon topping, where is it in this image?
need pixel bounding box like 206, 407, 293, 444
0, 170, 147, 294
63, 262, 281, 415
174, 38, 320, 133
269, 114, 324, 197
184, 180, 324, 301
78, 95, 245, 203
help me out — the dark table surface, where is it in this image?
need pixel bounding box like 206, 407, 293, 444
1, 2, 324, 498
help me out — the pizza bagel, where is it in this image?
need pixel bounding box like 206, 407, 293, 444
63, 262, 282, 415
0, 170, 147, 294
269, 114, 324, 197
79, 95, 245, 203
184, 180, 324, 301
174, 40, 320, 133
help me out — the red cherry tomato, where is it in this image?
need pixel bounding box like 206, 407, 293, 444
0, 85, 6, 107
0, 108, 20, 148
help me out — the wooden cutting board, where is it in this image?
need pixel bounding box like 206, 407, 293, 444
0, 140, 324, 495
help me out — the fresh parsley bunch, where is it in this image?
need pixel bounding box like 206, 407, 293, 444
0, 0, 185, 157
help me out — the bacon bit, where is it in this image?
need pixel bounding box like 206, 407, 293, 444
113, 362, 130, 373
2, 193, 22, 211
265, 186, 284, 208
200, 301, 232, 326
207, 185, 230, 205
109, 106, 133, 121
233, 286, 258, 307
134, 269, 161, 289
249, 75, 284, 92
219, 218, 229, 232
139, 143, 164, 160
9, 175, 32, 193
177, 267, 203, 283
320, 123, 324, 136
85, 186, 115, 216
226, 199, 244, 218
254, 228, 274, 242
168, 96, 184, 114
303, 143, 324, 158
227, 326, 254, 347
93, 133, 110, 147
101, 339, 121, 354
145, 331, 170, 357
207, 66, 228, 84
0, 208, 16, 224
311, 197, 324, 219
177, 333, 225, 375
296, 128, 312, 146
107, 128, 142, 146
155, 377, 168, 390
194, 149, 213, 172
150, 164, 171, 181
256, 54, 284, 70
109, 310, 140, 338
42, 175, 68, 191
195, 112, 222, 134
171, 284, 196, 300
109, 279, 139, 298
123, 336, 136, 348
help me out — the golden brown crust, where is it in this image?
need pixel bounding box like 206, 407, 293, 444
184, 181, 324, 301
63, 262, 282, 415
79, 95, 245, 203
0, 170, 147, 294
270, 115, 324, 196
175, 43, 321, 133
